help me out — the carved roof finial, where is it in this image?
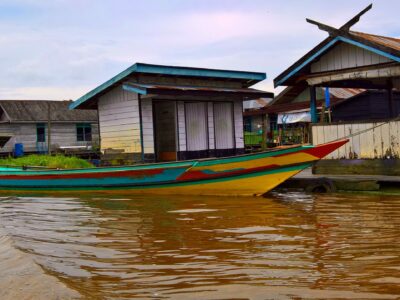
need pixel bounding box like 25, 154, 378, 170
306, 4, 372, 36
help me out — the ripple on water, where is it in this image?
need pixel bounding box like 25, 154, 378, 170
0, 193, 400, 299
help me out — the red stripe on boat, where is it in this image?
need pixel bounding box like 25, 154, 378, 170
177, 164, 280, 181
0, 168, 165, 180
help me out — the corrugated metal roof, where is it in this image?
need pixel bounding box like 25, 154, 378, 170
324, 87, 365, 99
272, 86, 364, 106
265, 99, 343, 114
122, 83, 274, 99
244, 87, 365, 116
243, 98, 272, 109
350, 31, 400, 52
0, 100, 98, 122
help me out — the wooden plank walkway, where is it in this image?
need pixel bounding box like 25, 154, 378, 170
294, 168, 400, 182
276, 168, 400, 192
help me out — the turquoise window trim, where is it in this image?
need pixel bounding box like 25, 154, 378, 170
76, 123, 92, 142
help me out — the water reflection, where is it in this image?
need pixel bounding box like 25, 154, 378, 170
0, 191, 400, 299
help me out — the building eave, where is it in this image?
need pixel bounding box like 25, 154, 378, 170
70, 63, 267, 110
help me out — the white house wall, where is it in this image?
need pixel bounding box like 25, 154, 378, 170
0, 123, 99, 153
207, 102, 215, 149
175, 99, 244, 154
214, 102, 234, 149
312, 121, 400, 159
98, 86, 141, 153
234, 99, 244, 149
311, 42, 391, 74
140, 98, 154, 155
176, 101, 186, 152
185, 102, 208, 151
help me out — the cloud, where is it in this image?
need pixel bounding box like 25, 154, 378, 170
0, 0, 398, 100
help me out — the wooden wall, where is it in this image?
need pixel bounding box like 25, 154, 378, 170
185, 102, 208, 151
311, 42, 391, 74
175, 99, 244, 155
96, 83, 246, 160
176, 101, 186, 152
98, 86, 141, 154
0, 122, 99, 153
234, 99, 244, 149
207, 102, 215, 150
312, 121, 400, 159
214, 102, 234, 149
140, 98, 154, 155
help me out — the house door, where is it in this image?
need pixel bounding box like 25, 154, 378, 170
214, 102, 234, 150
153, 101, 177, 162
185, 102, 208, 153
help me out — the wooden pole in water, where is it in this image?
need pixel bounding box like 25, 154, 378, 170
261, 114, 267, 151
310, 86, 318, 123
47, 102, 51, 155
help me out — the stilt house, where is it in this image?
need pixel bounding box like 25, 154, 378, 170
70, 63, 273, 163
273, 4, 400, 175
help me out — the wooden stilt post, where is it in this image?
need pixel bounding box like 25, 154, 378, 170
261, 114, 267, 151
387, 79, 394, 118
310, 86, 318, 123
47, 102, 51, 155
320, 103, 326, 124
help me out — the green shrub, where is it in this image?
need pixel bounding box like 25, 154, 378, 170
0, 154, 94, 169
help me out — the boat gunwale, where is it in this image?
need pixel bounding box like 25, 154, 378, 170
0, 161, 313, 190
0, 161, 194, 175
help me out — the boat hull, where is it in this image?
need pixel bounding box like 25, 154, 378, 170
0, 140, 348, 196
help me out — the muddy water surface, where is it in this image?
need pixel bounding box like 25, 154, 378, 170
1, 191, 400, 299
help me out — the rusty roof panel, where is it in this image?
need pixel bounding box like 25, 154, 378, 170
350, 31, 400, 52
325, 87, 365, 99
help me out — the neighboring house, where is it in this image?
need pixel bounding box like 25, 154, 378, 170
0, 100, 99, 154
243, 86, 363, 146
272, 5, 400, 175
70, 63, 273, 163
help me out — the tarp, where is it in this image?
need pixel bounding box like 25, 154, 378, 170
277, 111, 311, 124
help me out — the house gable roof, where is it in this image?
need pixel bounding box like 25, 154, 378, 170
274, 5, 400, 87
0, 100, 98, 123
70, 63, 267, 110
274, 33, 400, 87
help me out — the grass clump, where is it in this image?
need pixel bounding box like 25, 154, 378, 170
0, 154, 94, 169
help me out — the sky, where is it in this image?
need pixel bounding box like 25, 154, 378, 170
0, 0, 399, 100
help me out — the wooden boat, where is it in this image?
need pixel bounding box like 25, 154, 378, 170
0, 140, 347, 196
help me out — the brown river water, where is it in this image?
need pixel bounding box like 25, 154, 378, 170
1, 191, 400, 299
